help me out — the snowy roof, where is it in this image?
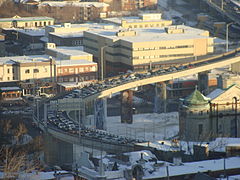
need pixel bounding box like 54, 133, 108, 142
48, 46, 90, 57
85, 25, 211, 43
38, 1, 109, 8
0, 16, 54, 22
207, 89, 224, 100
145, 157, 240, 179
103, 14, 164, 25
16, 28, 45, 36
124, 150, 157, 164
0, 87, 21, 91
184, 89, 210, 106
50, 31, 84, 38
56, 59, 96, 67
138, 138, 240, 154
0, 55, 50, 64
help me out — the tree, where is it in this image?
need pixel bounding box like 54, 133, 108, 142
0, 147, 36, 179
15, 123, 28, 144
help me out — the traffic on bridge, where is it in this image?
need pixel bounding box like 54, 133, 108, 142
60, 48, 240, 101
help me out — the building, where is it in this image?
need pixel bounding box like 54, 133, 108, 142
0, 33, 5, 57
179, 85, 240, 141
0, 44, 97, 95
83, 14, 214, 75
103, 13, 172, 28
45, 23, 89, 46
38, 1, 109, 22
0, 86, 22, 100
56, 59, 97, 83
45, 43, 93, 61
45, 43, 97, 83
0, 15, 54, 29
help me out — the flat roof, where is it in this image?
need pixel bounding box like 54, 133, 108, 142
104, 15, 168, 25
85, 25, 211, 43
38, 1, 109, 8
16, 28, 45, 36
49, 46, 92, 57
0, 87, 21, 91
56, 59, 96, 67
50, 31, 83, 38
0, 16, 54, 22
48, 23, 115, 38
0, 55, 50, 64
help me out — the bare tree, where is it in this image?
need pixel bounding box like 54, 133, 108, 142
0, 147, 37, 179
15, 123, 28, 144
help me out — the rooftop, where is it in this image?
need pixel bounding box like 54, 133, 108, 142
16, 28, 45, 36
47, 46, 92, 57
56, 59, 96, 66
103, 13, 165, 24
0, 55, 50, 64
0, 16, 54, 22
184, 89, 210, 106
85, 25, 210, 43
38, 1, 109, 8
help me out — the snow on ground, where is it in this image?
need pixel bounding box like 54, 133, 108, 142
106, 112, 179, 142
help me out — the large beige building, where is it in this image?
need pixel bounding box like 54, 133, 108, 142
83, 14, 214, 74
0, 55, 55, 82
0, 15, 54, 29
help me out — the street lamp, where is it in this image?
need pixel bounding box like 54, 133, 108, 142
100, 46, 108, 81
226, 22, 234, 52
232, 96, 238, 137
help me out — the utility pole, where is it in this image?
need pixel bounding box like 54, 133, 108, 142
226, 22, 234, 52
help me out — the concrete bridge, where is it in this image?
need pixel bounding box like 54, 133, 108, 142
52, 49, 240, 115
41, 49, 240, 166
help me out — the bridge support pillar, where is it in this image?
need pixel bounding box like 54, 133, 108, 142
121, 90, 133, 124
154, 82, 167, 113
231, 62, 240, 73
94, 98, 107, 130
198, 71, 209, 95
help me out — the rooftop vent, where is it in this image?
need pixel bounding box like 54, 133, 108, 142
116, 29, 136, 37
165, 26, 184, 34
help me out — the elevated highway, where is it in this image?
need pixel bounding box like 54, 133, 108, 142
54, 48, 240, 112
41, 48, 240, 165
202, 0, 240, 25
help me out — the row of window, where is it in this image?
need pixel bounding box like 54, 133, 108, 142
58, 75, 96, 82
25, 69, 40, 74
114, 45, 195, 51
133, 53, 194, 59
25, 21, 52, 27
85, 45, 98, 51
127, 23, 167, 29
57, 66, 96, 74
106, 52, 129, 59
84, 37, 98, 43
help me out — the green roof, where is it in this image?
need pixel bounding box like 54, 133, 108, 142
185, 89, 209, 106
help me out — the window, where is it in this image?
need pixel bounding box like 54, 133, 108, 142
25, 22, 28, 27
33, 69, 39, 73
69, 68, 74, 73
7, 69, 10, 73
79, 67, 84, 72
25, 69, 30, 74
